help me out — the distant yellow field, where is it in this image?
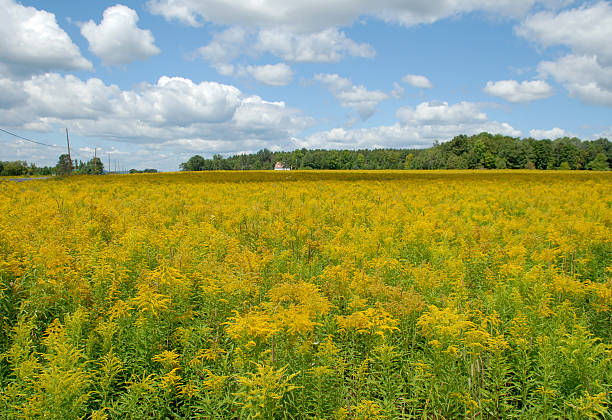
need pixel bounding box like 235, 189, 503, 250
1, 171, 611, 418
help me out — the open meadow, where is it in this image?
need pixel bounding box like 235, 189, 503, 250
1, 170, 611, 419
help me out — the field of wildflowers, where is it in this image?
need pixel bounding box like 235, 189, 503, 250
0, 170, 610, 418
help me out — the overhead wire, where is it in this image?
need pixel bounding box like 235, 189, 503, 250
0, 127, 62, 148
1, 127, 125, 170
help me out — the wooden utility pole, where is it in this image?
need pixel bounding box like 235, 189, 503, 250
65, 128, 72, 175
108, 153, 111, 174
94, 148, 97, 174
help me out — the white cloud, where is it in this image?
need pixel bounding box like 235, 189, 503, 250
0, 0, 92, 76
538, 54, 612, 106
402, 74, 433, 89
396, 101, 487, 125
300, 99, 520, 149
302, 121, 521, 150
0, 77, 27, 108
148, 0, 566, 31
315, 73, 391, 120
233, 97, 311, 132
0, 73, 311, 146
246, 63, 293, 86
196, 26, 248, 66
196, 26, 375, 77
594, 126, 612, 140
0, 139, 61, 167
483, 79, 553, 102
80, 4, 160, 66
255, 28, 375, 62
517, 2, 612, 63
516, 2, 612, 107
529, 127, 566, 139
390, 82, 405, 99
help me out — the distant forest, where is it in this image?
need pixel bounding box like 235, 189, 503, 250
180, 133, 611, 171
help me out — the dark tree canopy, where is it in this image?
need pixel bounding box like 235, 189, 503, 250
56, 154, 72, 176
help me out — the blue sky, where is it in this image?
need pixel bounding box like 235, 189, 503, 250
1, 0, 611, 171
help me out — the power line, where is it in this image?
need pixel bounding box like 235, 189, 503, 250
0, 127, 61, 148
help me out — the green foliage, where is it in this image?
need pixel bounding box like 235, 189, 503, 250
179, 134, 611, 171
129, 168, 158, 173
588, 153, 610, 171
56, 154, 72, 176
0, 160, 55, 176
403, 153, 414, 170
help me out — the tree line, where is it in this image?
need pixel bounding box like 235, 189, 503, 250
55, 154, 104, 175
180, 133, 611, 171
0, 156, 106, 177
0, 161, 55, 176
2, 155, 159, 177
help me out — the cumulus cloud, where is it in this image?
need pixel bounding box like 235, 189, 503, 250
196, 26, 248, 68
0, 0, 92, 76
153, 0, 565, 80
0, 73, 311, 146
148, 0, 565, 31
396, 101, 487, 125
538, 54, 612, 107
516, 2, 612, 107
483, 79, 553, 103
255, 28, 375, 62
246, 63, 293, 86
0, 71, 526, 169
302, 121, 520, 150
517, 2, 612, 63
80, 4, 160, 66
402, 74, 433, 89
299, 99, 520, 150
196, 26, 375, 77
529, 127, 566, 139
315, 74, 393, 120
0, 77, 27, 108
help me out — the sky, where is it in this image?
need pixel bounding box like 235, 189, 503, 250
0, 0, 611, 171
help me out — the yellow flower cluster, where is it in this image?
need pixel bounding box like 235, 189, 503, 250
0, 170, 610, 418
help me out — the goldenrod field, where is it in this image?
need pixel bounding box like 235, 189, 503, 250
1, 171, 611, 419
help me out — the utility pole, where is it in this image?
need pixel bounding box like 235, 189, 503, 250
108, 153, 111, 174
65, 128, 72, 175
94, 147, 97, 174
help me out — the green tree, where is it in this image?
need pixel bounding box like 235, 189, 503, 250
404, 153, 414, 169
56, 154, 72, 176
467, 138, 487, 168
449, 134, 469, 155
588, 153, 610, 171
495, 157, 507, 169
2, 161, 28, 176
180, 155, 206, 171
356, 153, 366, 169
532, 140, 553, 170
554, 139, 579, 169
482, 151, 496, 169
83, 157, 103, 174
446, 154, 468, 169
